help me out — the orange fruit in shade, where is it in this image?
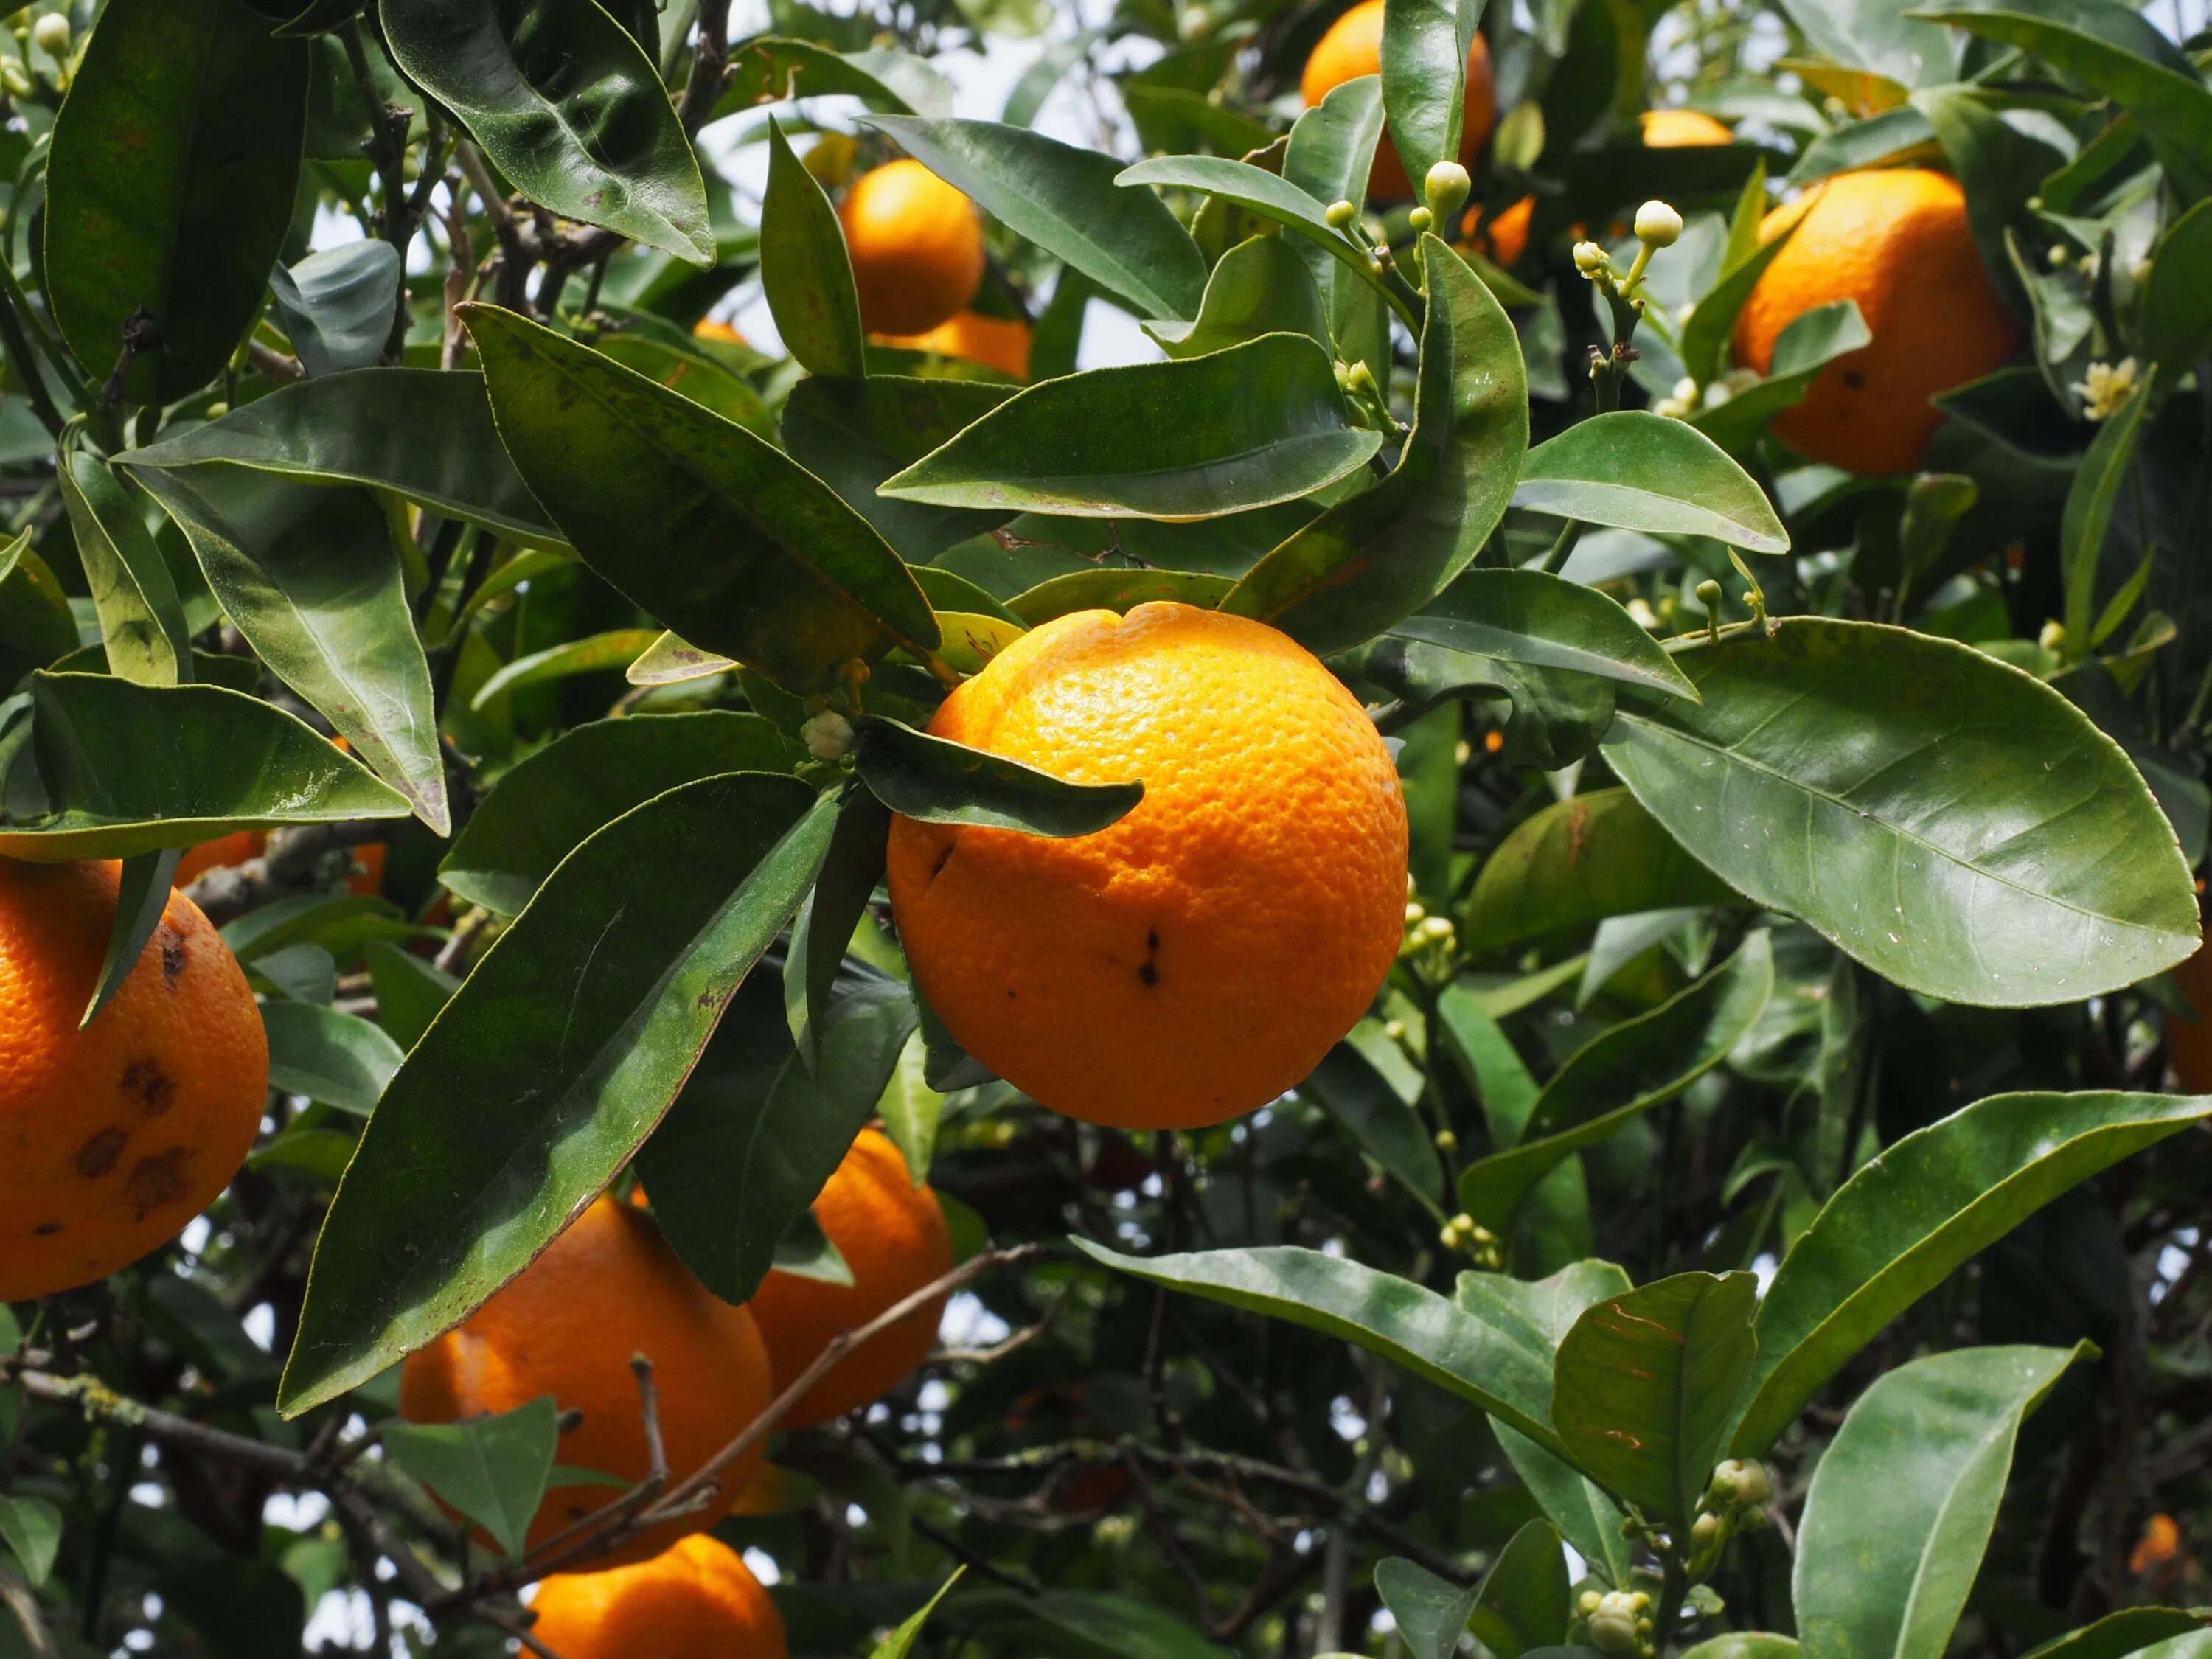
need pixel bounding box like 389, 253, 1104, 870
886, 603, 1408, 1130
838, 159, 986, 336
1731, 169, 2022, 476
1301, 0, 1495, 200
689, 318, 748, 347
879, 310, 1032, 380
1641, 106, 1733, 147
1464, 195, 1536, 267
527, 1534, 787, 1659
171, 830, 265, 887
743, 1128, 953, 1429
398, 1195, 773, 1571
2168, 940, 2212, 1093
0, 859, 268, 1301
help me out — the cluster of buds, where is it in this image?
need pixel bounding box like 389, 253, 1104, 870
1335, 356, 1396, 434
1437, 1211, 1501, 1267
1683, 1458, 1773, 1579
3, 10, 67, 95
1400, 878, 1458, 979
1573, 200, 1683, 299
1409, 161, 1472, 236
1652, 367, 1760, 422
1576, 1589, 1655, 1658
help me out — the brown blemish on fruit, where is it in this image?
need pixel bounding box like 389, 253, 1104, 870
33, 1222, 61, 1237
76, 1127, 127, 1179
125, 1147, 192, 1218
1139, 928, 1161, 987
120, 1057, 175, 1115
159, 923, 186, 984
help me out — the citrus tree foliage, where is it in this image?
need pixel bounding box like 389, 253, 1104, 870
2, 0, 2212, 1655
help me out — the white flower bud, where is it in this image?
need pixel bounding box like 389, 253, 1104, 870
1573, 239, 1609, 275
799, 709, 855, 761
1633, 198, 1683, 248
31, 11, 69, 55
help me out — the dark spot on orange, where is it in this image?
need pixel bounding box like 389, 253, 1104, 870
120, 1058, 174, 1115
33, 1222, 61, 1237
567, 1504, 587, 1520
1842, 369, 1866, 389
1139, 928, 1161, 987
930, 842, 955, 882
125, 1147, 192, 1218
76, 1127, 127, 1179
159, 924, 186, 984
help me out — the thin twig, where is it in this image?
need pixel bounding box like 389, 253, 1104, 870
247, 341, 305, 383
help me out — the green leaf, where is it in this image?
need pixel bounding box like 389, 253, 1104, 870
1374, 1558, 1481, 1659
867, 1568, 965, 1659
0, 1493, 62, 1587
1469, 1518, 1572, 1659
1380, 0, 1478, 198
469, 627, 662, 711
379, 1397, 558, 1562
270, 242, 402, 378
1073, 1239, 1563, 1450
852, 714, 1143, 835
1457, 933, 1774, 1232
277, 775, 835, 1415
874, 1027, 945, 1185
1788, 106, 1941, 187
1494, 1420, 1635, 1588
78, 849, 181, 1029
0, 543, 78, 694
1689, 301, 1871, 456
1554, 1271, 1759, 1525
45, 0, 308, 403
1346, 631, 1615, 771
262, 1001, 405, 1116
0, 673, 410, 860
130, 465, 448, 834
1794, 1344, 2084, 1659
2061, 366, 2157, 652
781, 375, 1017, 562
121, 369, 566, 546
1679, 210, 1803, 387
1465, 787, 1739, 954
1300, 1040, 1446, 1214
1225, 239, 1527, 654
762, 116, 866, 378
1515, 412, 1790, 553
2022, 1613, 2212, 1659
1399, 570, 1697, 703
442, 711, 801, 916
1729, 1090, 2212, 1456
223, 892, 398, 963
1007, 568, 1237, 625
1147, 235, 1329, 360
1683, 1638, 1802, 1659
380, 0, 712, 262
717, 36, 942, 119
1602, 619, 2200, 1006
1283, 76, 1389, 381
364, 941, 456, 1052
880, 334, 1380, 518
2144, 199, 2212, 372
788, 787, 893, 1062
626, 630, 735, 686
638, 974, 911, 1304
462, 302, 941, 694
866, 114, 1207, 321
1774, 0, 1956, 88
60, 448, 192, 688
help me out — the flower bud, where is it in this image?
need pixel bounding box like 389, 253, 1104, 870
1690, 1512, 1722, 1551
1423, 160, 1471, 224
1325, 198, 1358, 232
1383, 1020, 1407, 1043
1578, 1591, 1605, 1618
1433, 1128, 1457, 1151
1408, 206, 1433, 233
799, 709, 855, 762
1633, 199, 1683, 248
1573, 240, 1609, 276
31, 11, 69, 56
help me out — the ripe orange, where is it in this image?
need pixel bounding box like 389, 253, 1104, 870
1731, 169, 2022, 476
838, 159, 985, 336
1301, 0, 1496, 201
172, 830, 265, 887
886, 603, 1408, 1130
398, 1195, 773, 1571
743, 1128, 953, 1429
0, 858, 268, 1301
1641, 107, 1733, 147
2168, 940, 2212, 1093
880, 310, 1031, 380
528, 1534, 787, 1659
1464, 195, 1536, 268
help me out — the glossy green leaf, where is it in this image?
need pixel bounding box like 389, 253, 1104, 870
639, 974, 911, 1304
1074, 1239, 1563, 1450
1774, 0, 1955, 88
781, 375, 1017, 562
1554, 1271, 1758, 1523
1226, 239, 1527, 653
625, 631, 735, 686
874, 1028, 945, 1184
442, 712, 802, 915
1795, 1344, 2084, 1659
2144, 200, 2212, 372
0, 1493, 61, 1587
867, 114, 1207, 321
469, 627, 662, 711
1789, 106, 1941, 187
1689, 302, 1870, 456
131, 464, 448, 834
1515, 412, 1789, 553
1346, 631, 1615, 771
1494, 1421, 1635, 1588
2061, 366, 2156, 652
381, 0, 712, 261
223, 893, 400, 964
60, 448, 191, 688
1301, 1040, 1445, 1213
263, 1001, 406, 1116
81, 849, 181, 1031
1283, 76, 1389, 381
852, 714, 1142, 835
1466, 787, 1739, 953
1390, 1518, 1569, 1659
1380, 0, 1478, 198
789, 789, 893, 1063
1730, 1090, 2212, 1455
762, 117, 866, 378
364, 941, 456, 1053
1458, 933, 1773, 1231
2022, 1613, 2211, 1659
1007, 568, 1235, 625
1374, 1558, 1481, 1659
1147, 234, 1329, 359
0, 673, 410, 861
1399, 571, 1697, 703
122, 370, 565, 546
45, 0, 308, 403
380, 1397, 557, 1562
1603, 619, 2200, 1006
462, 303, 940, 693
0, 543, 77, 694
867, 1570, 966, 1659
880, 335, 1380, 518
270, 242, 402, 377
278, 776, 835, 1415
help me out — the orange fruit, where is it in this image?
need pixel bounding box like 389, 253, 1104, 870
886, 602, 1408, 1130
743, 1128, 953, 1428
398, 1194, 773, 1571
880, 310, 1032, 380
1301, 0, 1496, 200
838, 159, 985, 336
2132, 1513, 2184, 1575
689, 318, 748, 347
1641, 107, 1733, 147
1463, 195, 1536, 267
2168, 940, 2212, 1093
1731, 169, 2021, 476
172, 830, 265, 887
0, 858, 268, 1301
527, 1534, 787, 1659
